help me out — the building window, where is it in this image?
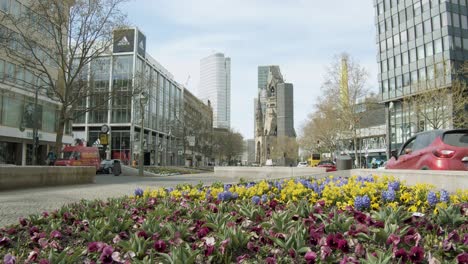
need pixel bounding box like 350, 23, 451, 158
417, 45, 425, 59
385, 0, 391, 10
394, 33, 400, 46
423, 19, 432, 34
410, 48, 417, 62
419, 68, 426, 81
406, 7, 414, 20
441, 13, 450, 27
422, 0, 430, 11
414, 1, 422, 16
395, 53, 401, 67
379, 22, 385, 34
2, 95, 22, 128
408, 27, 415, 40
443, 36, 451, 50
464, 38, 468, 51
462, 15, 467, 29
392, 14, 399, 27
400, 30, 407, 43
389, 77, 395, 91
399, 10, 406, 24
403, 72, 411, 86
416, 23, 423, 38
427, 65, 435, 80
381, 60, 387, 72
396, 75, 403, 90
452, 13, 460, 28
402, 51, 409, 65
454, 36, 462, 49
411, 71, 418, 84
433, 15, 441, 30
387, 37, 393, 49
425, 42, 433, 56
388, 57, 394, 70
434, 38, 443, 53
378, 2, 384, 15
383, 80, 389, 92
386, 18, 392, 31
380, 40, 386, 52
5, 62, 14, 82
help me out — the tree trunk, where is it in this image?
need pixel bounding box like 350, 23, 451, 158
353, 131, 359, 168
54, 108, 67, 156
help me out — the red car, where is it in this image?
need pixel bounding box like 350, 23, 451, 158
386, 129, 468, 171
317, 160, 337, 172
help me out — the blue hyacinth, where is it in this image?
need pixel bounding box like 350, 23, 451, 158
261, 194, 268, 203
382, 189, 396, 202
224, 184, 232, 191
252, 196, 261, 205
439, 190, 450, 203
354, 195, 371, 211
134, 187, 144, 197
217, 191, 233, 201
427, 191, 438, 206
388, 181, 400, 191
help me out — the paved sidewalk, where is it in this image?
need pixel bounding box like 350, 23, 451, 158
0, 166, 324, 227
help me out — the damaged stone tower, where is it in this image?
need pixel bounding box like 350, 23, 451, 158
254, 66, 296, 166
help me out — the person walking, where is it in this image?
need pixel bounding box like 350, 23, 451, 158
47, 151, 56, 166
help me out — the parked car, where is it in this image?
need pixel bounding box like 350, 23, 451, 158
54, 146, 101, 172
386, 129, 468, 171
297, 161, 308, 167
98, 159, 122, 176
317, 160, 337, 172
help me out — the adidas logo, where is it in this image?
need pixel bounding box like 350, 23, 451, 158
117, 36, 130, 46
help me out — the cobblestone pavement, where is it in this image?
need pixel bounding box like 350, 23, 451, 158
0, 172, 229, 227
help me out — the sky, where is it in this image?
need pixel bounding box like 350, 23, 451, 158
122, 0, 379, 140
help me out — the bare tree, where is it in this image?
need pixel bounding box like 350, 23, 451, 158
403, 61, 468, 130
0, 0, 128, 154
300, 54, 369, 166
212, 129, 244, 165
269, 136, 298, 165
299, 97, 347, 156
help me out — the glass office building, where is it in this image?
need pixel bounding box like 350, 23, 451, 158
72, 28, 183, 166
0, 0, 73, 165
374, 0, 468, 154
198, 53, 231, 129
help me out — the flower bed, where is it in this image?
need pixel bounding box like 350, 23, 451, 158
1, 175, 467, 263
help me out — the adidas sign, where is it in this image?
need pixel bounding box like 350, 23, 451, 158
117, 36, 130, 46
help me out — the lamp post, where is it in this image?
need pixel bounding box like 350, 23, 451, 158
138, 91, 148, 176
20, 86, 42, 165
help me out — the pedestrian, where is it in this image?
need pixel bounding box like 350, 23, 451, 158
47, 151, 56, 166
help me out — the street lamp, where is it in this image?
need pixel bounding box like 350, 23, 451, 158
19, 85, 44, 165
138, 91, 148, 176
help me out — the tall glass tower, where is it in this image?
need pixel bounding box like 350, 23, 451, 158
374, 0, 468, 155
199, 53, 231, 129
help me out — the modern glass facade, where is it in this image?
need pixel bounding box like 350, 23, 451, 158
198, 53, 231, 129
72, 28, 183, 166
374, 0, 468, 153
0, 0, 73, 165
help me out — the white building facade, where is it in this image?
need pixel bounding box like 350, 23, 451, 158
198, 53, 231, 129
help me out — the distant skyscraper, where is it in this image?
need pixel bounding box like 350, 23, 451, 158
199, 53, 231, 129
